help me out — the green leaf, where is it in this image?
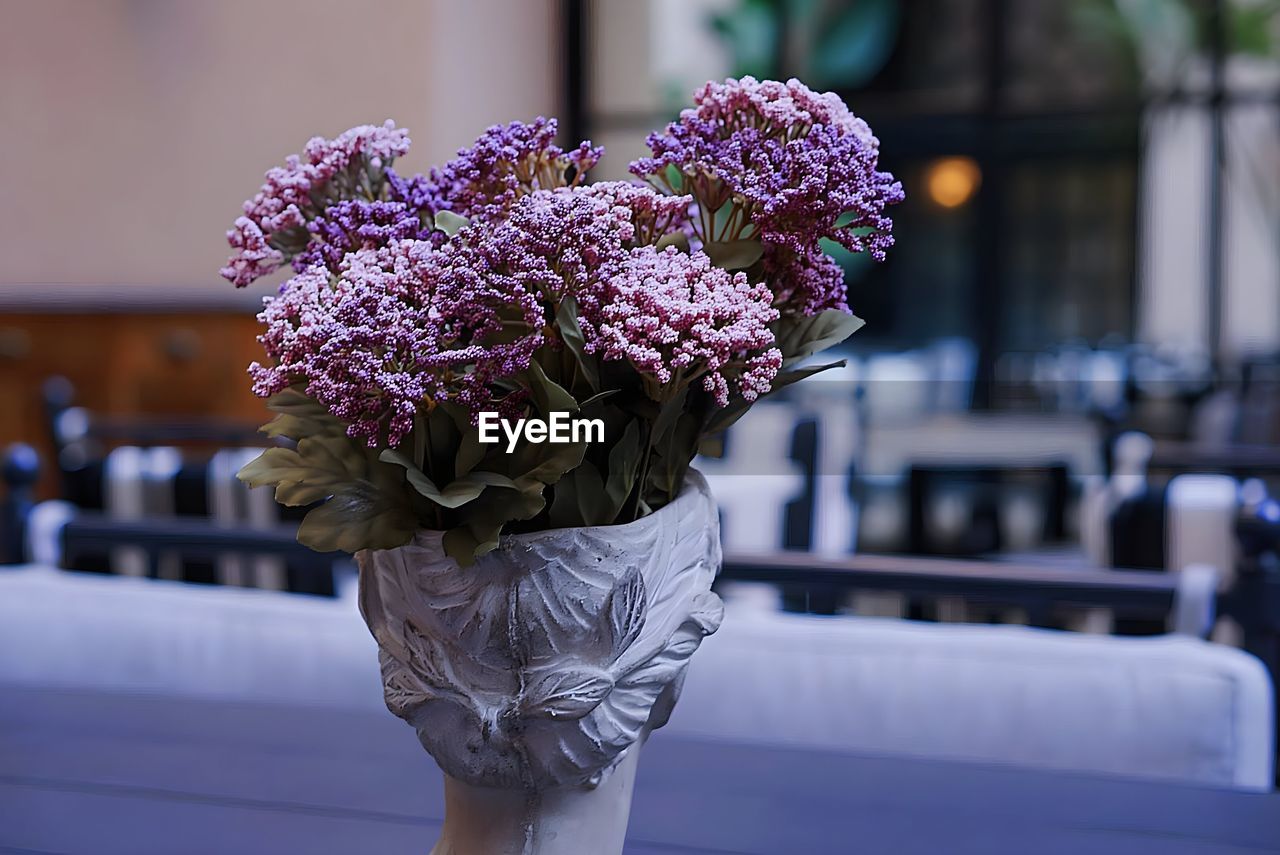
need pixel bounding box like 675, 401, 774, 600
772, 310, 865, 365
524, 359, 579, 416
645, 411, 700, 505
655, 231, 690, 252
238, 435, 416, 554
238, 447, 340, 507
577, 389, 618, 411
257, 389, 346, 442
548, 467, 581, 528
703, 238, 764, 271
649, 386, 689, 449
380, 449, 516, 509
259, 412, 345, 441
703, 397, 753, 437
454, 428, 486, 476
698, 433, 725, 458
603, 420, 643, 520
434, 210, 470, 237
554, 296, 600, 392
441, 486, 547, 564
771, 359, 848, 392
296, 482, 417, 553
664, 164, 685, 191
264, 387, 330, 416
567, 459, 609, 527
510, 436, 589, 489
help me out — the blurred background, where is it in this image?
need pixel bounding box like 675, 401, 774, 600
3, 1, 1280, 848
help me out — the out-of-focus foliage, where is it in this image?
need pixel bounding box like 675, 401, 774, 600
1076, 0, 1279, 89
710, 0, 901, 89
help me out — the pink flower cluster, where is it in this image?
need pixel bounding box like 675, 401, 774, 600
685, 76, 876, 142
589, 246, 782, 406
580, 181, 693, 249
251, 239, 541, 446
221, 121, 411, 286
452, 186, 638, 330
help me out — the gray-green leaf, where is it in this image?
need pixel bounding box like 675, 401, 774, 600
380, 449, 515, 509
434, 210, 470, 237
772, 310, 865, 365
703, 239, 764, 271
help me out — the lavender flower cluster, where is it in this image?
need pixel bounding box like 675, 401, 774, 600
631, 76, 904, 313
250, 240, 541, 445
221, 121, 413, 286
428, 117, 602, 223
591, 247, 782, 407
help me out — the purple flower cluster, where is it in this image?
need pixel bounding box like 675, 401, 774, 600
429, 118, 602, 223
294, 200, 435, 274
251, 240, 541, 446
222, 218, 285, 290
450, 186, 637, 331
763, 245, 848, 315
589, 246, 782, 406
680, 77, 876, 142
630, 76, 903, 277
233, 88, 896, 450
221, 121, 412, 287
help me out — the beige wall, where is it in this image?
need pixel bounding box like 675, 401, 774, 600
0, 0, 560, 290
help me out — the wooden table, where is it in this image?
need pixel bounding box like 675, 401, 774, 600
2, 685, 1277, 854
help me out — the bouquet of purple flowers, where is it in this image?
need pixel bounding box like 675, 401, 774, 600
224, 77, 903, 564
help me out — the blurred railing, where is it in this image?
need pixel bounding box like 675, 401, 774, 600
721, 551, 1215, 636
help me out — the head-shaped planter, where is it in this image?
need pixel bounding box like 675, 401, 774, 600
358, 471, 724, 790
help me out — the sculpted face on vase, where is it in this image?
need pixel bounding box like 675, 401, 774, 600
358, 473, 724, 853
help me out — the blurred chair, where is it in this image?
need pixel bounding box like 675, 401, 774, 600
0, 443, 39, 565
698, 402, 811, 554
208, 447, 287, 590
1167, 474, 1239, 588
668, 609, 1274, 790
105, 445, 182, 577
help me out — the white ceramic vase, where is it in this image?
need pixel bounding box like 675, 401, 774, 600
358, 471, 724, 855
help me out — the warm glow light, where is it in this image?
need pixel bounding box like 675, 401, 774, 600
925, 157, 981, 209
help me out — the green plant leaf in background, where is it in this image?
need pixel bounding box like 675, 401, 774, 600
257, 387, 347, 441
710, 0, 781, 80
604, 420, 643, 520
708, 0, 901, 89
809, 0, 901, 89
1232, 1, 1280, 57
442, 431, 591, 564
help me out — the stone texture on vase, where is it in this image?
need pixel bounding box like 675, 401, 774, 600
357, 470, 723, 853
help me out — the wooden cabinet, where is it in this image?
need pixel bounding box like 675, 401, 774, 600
0, 312, 271, 499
